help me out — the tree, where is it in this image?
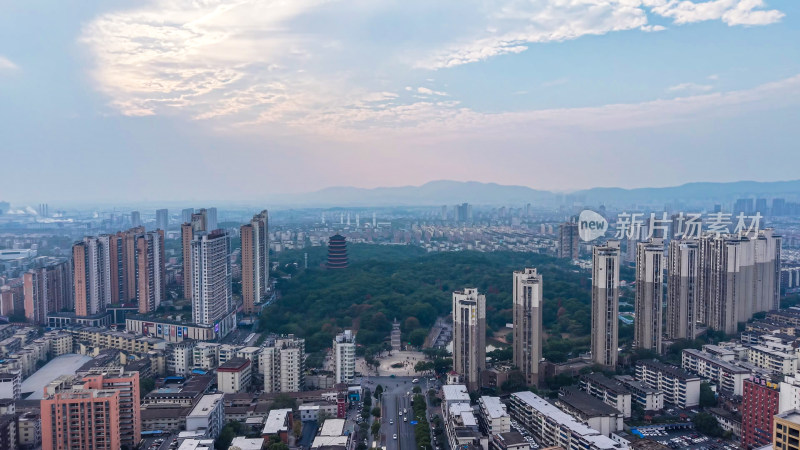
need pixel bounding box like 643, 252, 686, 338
293, 420, 302, 438
371, 421, 381, 438
412, 386, 422, 394
371, 407, 381, 418
693, 412, 724, 437
269, 443, 290, 450
699, 382, 717, 407
408, 329, 428, 347
272, 394, 298, 410
374, 385, 384, 399
139, 377, 156, 399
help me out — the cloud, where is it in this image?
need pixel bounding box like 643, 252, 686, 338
667, 82, 714, 92
0, 55, 18, 71
640, 24, 667, 32
417, 87, 448, 96
642, 0, 784, 26
541, 78, 568, 87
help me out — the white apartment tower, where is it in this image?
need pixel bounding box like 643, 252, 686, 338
513, 268, 542, 386
591, 240, 621, 367
191, 230, 232, 327
260, 335, 305, 393
634, 238, 665, 352
333, 330, 356, 384
453, 288, 486, 391
666, 239, 699, 340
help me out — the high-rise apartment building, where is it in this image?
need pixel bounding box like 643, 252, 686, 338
181, 208, 194, 223
558, 222, 579, 259
181, 209, 209, 300
191, 230, 232, 328
156, 208, 168, 230
513, 268, 542, 386
698, 230, 781, 335
24, 259, 72, 324
453, 288, 486, 390
260, 335, 305, 393
333, 330, 356, 384
206, 207, 218, 230
41, 389, 121, 450
591, 241, 620, 367
78, 369, 141, 449
130, 211, 141, 227
73, 236, 109, 316
241, 210, 269, 314
666, 239, 699, 340
136, 230, 166, 314
634, 238, 664, 352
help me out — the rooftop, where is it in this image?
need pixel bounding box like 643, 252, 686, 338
188, 394, 224, 418
776, 409, 800, 425
320, 418, 346, 436
682, 349, 751, 374
582, 373, 631, 395
493, 431, 528, 447
639, 358, 704, 380
443, 384, 470, 402
557, 387, 620, 417
218, 358, 251, 372
229, 437, 265, 450
263, 408, 292, 435
479, 396, 508, 419
21, 353, 93, 399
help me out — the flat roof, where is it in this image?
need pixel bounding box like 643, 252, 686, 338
582, 373, 631, 395
21, 353, 93, 399
480, 396, 508, 419
494, 431, 528, 446
511, 391, 597, 436
558, 387, 620, 417
263, 408, 293, 434
443, 384, 470, 402
776, 410, 800, 425
230, 437, 265, 450
188, 394, 224, 418
682, 350, 751, 374
320, 419, 346, 436
312, 436, 349, 448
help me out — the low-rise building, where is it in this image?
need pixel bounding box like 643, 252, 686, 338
508, 391, 626, 450
614, 375, 663, 412
186, 394, 225, 439
556, 387, 624, 435
636, 359, 701, 408
580, 373, 633, 418
262, 408, 293, 443
681, 349, 750, 396
218, 358, 252, 394
478, 396, 510, 435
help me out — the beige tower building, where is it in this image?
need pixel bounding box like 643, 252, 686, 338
634, 238, 664, 352
666, 239, 699, 340
181, 210, 208, 300
453, 288, 486, 391
241, 210, 269, 314
591, 240, 620, 367
513, 268, 542, 386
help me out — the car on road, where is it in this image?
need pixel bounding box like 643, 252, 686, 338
393, 434, 398, 440
390, 420, 394, 425
404, 408, 407, 414
404, 417, 407, 422
399, 411, 402, 416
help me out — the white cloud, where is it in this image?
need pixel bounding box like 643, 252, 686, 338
667, 82, 714, 92
417, 87, 448, 96
0, 55, 18, 71
643, 0, 784, 26
640, 24, 667, 32
541, 78, 568, 87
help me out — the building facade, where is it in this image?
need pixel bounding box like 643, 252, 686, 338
453, 288, 486, 391
591, 241, 620, 367
741, 376, 780, 449
191, 230, 232, 329
666, 239, 699, 340
559, 222, 580, 259
634, 238, 664, 351
333, 330, 356, 384
512, 268, 542, 386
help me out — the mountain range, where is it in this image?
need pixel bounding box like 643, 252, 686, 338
277, 179, 800, 208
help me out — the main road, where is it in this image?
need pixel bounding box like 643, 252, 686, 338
364, 376, 417, 450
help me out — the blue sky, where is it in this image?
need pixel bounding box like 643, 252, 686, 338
0, 0, 798, 204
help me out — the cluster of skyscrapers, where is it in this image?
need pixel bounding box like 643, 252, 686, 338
590, 228, 782, 367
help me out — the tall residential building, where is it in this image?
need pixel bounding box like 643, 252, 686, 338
241, 210, 269, 314
23, 259, 72, 324
453, 288, 486, 390
591, 240, 620, 367
130, 211, 141, 227
181, 208, 194, 223
78, 369, 141, 449
634, 238, 664, 352
191, 230, 232, 328
333, 330, 356, 384
136, 230, 166, 314
260, 335, 305, 393
512, 268, 543, 386
666, 239, 699, 340
156, 208, 168, 230
773, 410, 800, 450
558, 222, 579, 259
181, 209, 208, 300
41, 390, 121, 450
698, 230, 781, 335
206, 207, 218, 230
73, 236, 110, 316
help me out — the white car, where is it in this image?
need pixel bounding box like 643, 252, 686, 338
390, 420, 394, 425
404, 417, 408, 422
393, 434, 398, 440
412, 378, 419, 383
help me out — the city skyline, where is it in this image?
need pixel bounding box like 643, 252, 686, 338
1, 1, 799, 202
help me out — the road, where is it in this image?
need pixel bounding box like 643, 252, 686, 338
364, 376, 417, 450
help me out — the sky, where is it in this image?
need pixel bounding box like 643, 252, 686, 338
1, 0, 799, 204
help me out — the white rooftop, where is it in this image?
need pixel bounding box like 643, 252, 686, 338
188, 394, 224, 418
312, 436, 349, 448
21, 354, 93, 399
263, 408, 293, 434
320, 418, 346, 436
480, 396, 508, 419
177, 439, 215, 450
512, 391, 597, 436
443, 384, 470, 402
229, 437, 265, 450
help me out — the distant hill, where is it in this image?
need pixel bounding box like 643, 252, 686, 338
278, 179, 800, 207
